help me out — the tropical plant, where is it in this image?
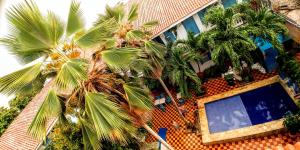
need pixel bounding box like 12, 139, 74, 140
198, 5, 256, 70
235, 2, 288, 52
277, 52, 300, 84
165, 42, 202, 98
283, 111, 300, 135
0, 1, 174, 149
45, 123, 84, 150
95, 3, 191, 129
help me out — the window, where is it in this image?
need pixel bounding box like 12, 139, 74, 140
222, 0, 237, 9
164, 30, 176, 42
182, 17, 200, 34
153, 36, 164, 44
198, 8, 208, 23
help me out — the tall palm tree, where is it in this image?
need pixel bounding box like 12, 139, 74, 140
94, 3, 191, 127
165, 42, 202, 98
235, 3, 288, 52
198, 5, 256, 70
0, 1, 174, 149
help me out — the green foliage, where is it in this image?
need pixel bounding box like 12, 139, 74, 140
66, 0, 84, 36
46, 121, 142, 150
283, 111, 300, 134
0, 63, 42, 95
198, 5, 256, 70
277, 52, 300, 84
45, 123, 83, 150
123, 83, 153, 110
55, 59, 89, 90
165, 42, 202, 97
0, 108, 18, 136
236, 2, 288, 52
28, 90, 63, 139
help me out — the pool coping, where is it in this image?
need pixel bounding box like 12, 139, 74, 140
198, 76, 298, 144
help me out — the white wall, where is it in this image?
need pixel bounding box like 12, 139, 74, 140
176, 23, 188, 40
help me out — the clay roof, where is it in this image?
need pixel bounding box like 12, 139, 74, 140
127, 0, 215, 37
0, 81, 55, 150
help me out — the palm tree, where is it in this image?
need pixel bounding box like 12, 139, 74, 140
165, 42, 202, 98
198, 5, 256, 70
235, 3, 288, 52
0, 1, 174, 149
94, 3, 191, 127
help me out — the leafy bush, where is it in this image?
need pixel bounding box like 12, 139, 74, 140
277, 52, 300, 84
283, 111, 300, 134
0, 108, 18, 135
45, 123, 83, 150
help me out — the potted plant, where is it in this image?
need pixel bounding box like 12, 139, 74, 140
283, 111, 300, 137
224, 73, 235, 86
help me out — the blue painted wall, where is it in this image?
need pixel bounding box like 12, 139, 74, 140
182, 16, 201, 34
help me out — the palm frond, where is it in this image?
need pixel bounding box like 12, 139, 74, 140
55, 58, 88, 90
127, 4, 138, 22
28, 90, 62, 139
126, 30, 145, 41
0, 63, 42, 95
3, 0, 64, 63
142, 20, 159, 29
123, 83, 152, 110
101, 48, 142, 70
84, 92, 131, 143
80, 118, 102, 150
144, 41, 166, 59
76, 19, 117, 48
47, 12, 65, 46
66, 0, 84, 36
94, 4, 125, 25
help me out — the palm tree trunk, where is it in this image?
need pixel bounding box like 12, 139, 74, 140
142, 124, 174, 150
157, 77, 190, 125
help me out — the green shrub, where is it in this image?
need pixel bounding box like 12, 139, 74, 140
283, 111, 300, 134
0, 108, 18, 135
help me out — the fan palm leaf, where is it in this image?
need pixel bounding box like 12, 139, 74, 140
101, 48, 142, 70
0, 63, 42, 95
127, 4, 138, 22
28, 90, 62, 139
3, 0, 64, 63
55, 58, 88, 90
76, 18, 117, 48
66, 0, 84, 36
84, 92, 132, 143
80, 118, 102, 150
123, 83, 152, 110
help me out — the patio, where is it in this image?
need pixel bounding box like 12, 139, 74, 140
146, 71, 300, 149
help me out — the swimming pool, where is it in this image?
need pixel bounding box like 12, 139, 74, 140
198, 76, 299, 144
205, 83, 299, 133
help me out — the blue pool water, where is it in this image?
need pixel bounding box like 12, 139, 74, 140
205, 83, 299, 133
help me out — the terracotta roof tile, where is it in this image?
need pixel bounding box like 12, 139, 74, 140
0, 81, 55, 150
127, 0, 214, 37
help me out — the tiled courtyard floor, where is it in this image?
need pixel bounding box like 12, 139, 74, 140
146, 71, 300, 150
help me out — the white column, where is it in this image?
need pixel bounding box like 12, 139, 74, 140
159, 34, 168, 45
192, 14, 206, 32
176, 23, 188, 40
